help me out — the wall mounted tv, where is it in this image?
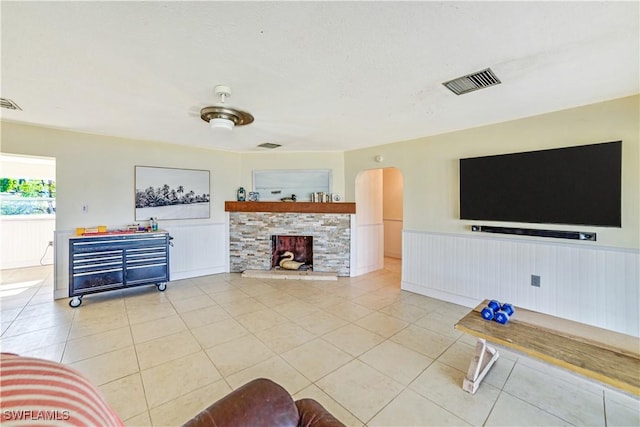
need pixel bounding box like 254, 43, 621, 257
459, 141, 622, 227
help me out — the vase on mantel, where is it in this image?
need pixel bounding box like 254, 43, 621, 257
237, 187, 246, 201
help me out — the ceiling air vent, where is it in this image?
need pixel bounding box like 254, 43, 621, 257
443, 68, 501, 95
257, 143, 281, 149
0, 98, 22, 110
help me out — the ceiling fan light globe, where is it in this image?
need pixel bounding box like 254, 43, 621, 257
210, 117, 234, 130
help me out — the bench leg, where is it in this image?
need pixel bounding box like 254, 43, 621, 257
462, 338, 500, 394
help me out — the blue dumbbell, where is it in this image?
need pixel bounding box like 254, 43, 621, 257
501, 303, 515, 317
481, 300, 502, 321
481, 306, 495, 320
495, 303, 515, 324
488, 300, 501, 311
495, 310, 510, 324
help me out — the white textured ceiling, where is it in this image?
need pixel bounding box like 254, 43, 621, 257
1, 1, 638, 152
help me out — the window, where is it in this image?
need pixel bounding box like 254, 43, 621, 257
0, 178, 56, 215
253, 169, 331, 201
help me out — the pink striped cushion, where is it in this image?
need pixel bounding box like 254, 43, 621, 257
1, 353, 124, 426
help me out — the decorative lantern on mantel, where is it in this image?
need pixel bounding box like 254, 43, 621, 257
237, 187, 246, 201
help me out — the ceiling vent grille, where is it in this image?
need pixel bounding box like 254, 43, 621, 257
442, 68, 501, 95
0, 98, 22, 110
257, 143, 281, 149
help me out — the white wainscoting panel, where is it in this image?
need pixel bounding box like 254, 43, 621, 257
353, 223, 384, 276
54, 230, 72, 299
163, 223, 227, 280
350, 215, 357, 277
0, 217, 55, 269
402, 230, 639, 336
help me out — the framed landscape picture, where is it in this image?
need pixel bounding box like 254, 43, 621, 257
135, 166, 210, 221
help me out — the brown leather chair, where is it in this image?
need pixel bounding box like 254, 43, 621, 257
183, 378, 345, 427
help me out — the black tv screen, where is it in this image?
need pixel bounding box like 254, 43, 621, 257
459, 141, 622, 227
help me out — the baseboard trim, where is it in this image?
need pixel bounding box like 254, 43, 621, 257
401, 281, 479, 308
171, 266, 226, 281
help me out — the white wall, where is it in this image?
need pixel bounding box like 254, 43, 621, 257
345, 95, 640, 336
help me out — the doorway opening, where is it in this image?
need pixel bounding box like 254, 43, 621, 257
354, 167, 403, 277
0, 153, 56, 307
0, 154, 56, 295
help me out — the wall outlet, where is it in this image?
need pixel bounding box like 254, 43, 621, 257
48, 240, 54, 247
531, 274, 541, 287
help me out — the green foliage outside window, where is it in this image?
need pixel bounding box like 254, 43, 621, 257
0, 178, 56, 215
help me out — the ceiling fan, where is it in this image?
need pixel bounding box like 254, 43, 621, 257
195, 85, 317, 150
200, 85, 254, 131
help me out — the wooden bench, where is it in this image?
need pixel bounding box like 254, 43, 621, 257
454, 300, 640, 395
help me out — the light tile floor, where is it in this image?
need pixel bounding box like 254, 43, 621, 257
1, 261, 639, 426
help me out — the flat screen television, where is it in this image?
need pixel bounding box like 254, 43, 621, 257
459, 141, 622, 227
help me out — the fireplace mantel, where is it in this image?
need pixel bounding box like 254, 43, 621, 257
225, 201, 355, 214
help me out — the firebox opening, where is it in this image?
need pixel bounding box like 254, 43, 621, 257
271, 235, 313, 271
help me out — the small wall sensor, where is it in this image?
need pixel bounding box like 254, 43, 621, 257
374, 155, 384, 163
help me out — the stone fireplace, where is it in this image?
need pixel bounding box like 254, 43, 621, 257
226, 201, 355, 276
